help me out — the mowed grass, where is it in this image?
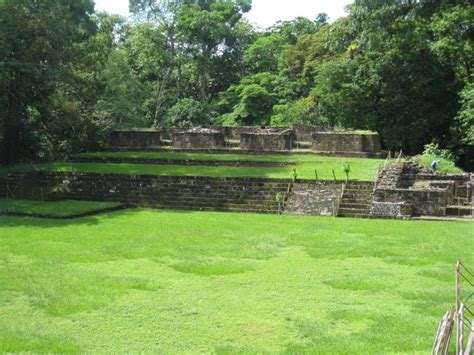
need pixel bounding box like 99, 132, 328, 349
0, 199, 121, 217
1, 152, 385, 181
0, 209, 472, 353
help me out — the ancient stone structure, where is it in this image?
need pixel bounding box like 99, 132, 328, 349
240, 129, 293, 151
370, 162, 472, 218
171, 128, 225, 149
312, 131, 382, 157
109, 126, 386, 157
4, 172, 291, 214
109, 130, 161, 148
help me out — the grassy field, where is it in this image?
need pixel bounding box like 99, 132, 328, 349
1, 154, 385, 181
0, 199, 121, 217
0, 209, 472, 353
78, 151, 375, 163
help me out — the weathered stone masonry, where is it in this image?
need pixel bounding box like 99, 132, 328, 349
312, 132, 382, 157
285, 181, 343, 216
240, 129, 293, 151
5, 172, 292, 214
108, 126, 386, 157
370, 162, 472, 218
171, 129, 226, 149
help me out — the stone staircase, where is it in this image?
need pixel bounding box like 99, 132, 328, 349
140, 179, 291, 213
337, 181, 374, 218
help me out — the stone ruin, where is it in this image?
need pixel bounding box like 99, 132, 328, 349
240, 128, 293, 151
109, 130, 161, 148
370, 162, 473, 218
171, 128, 225, 149
312, 131, 383, 157
108, 125, 385, 157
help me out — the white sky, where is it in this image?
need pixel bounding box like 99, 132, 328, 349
94, 0, 354, 28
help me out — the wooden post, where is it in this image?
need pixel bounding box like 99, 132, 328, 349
456, 261, 461, 355
459, 304, 464, 354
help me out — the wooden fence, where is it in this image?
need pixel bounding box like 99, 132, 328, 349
432, 261, 474, 355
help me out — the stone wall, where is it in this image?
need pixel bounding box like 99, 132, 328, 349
161, 126, 274, 141
240, 129, 293, 151
285, 181, 343, 216
369, 201, 413, 218
371, 162, 452, 217
171, 129, 226, 149
312, 132, 382, 154
109, 130, 161, 148
292, 125, 331, 142
372, 189, 448, 216
4, 172, 292, 213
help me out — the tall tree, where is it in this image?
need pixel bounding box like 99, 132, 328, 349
0, 0, 95, 164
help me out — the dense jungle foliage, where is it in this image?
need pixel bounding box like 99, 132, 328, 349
0, 0, 472, 168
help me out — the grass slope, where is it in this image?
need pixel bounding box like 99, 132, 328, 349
2, 153, 385, 181
416, 154, 464, 174
0, 209, 472, 353
0, 199, 121, 217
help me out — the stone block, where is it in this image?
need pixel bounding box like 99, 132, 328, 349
171, 128, 225, 149
240, 129, 293, 151
312, 132, 381, 153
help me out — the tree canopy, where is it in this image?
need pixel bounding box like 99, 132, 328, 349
0, 0, 472, 168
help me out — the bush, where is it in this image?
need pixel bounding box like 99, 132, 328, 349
163, 98, 210, 128
422, 142, 455, 161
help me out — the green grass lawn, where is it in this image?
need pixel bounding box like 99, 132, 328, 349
0, 199, 121, 217
0, 209, 472, 353
77, 151, 375, 163
2, 153, 385, 181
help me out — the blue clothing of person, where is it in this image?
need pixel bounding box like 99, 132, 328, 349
431, 160, 440, 172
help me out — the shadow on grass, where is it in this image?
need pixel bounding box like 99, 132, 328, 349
0, 206, 242, 229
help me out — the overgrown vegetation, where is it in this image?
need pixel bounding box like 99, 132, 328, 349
0, 210, 471, 352
0, 0, 472, 169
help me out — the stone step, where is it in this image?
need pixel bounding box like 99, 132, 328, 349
337, 207, 369, 215
343, 188, 373, 194
446, 206, 473, 217
118, 192, 287, 200
144, 204, 279, 214
341, 196, 371, 201
337, 213, 372, 218
341, 194, 372, 201
339, 203, 369, 209
344, 185, 374, 191
154, 199, 279, 208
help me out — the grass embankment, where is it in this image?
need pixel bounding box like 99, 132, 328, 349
0, 209, 472, 352
415, 154, 464, 174
0, 199, 121, 217
2, 152, 385, 181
